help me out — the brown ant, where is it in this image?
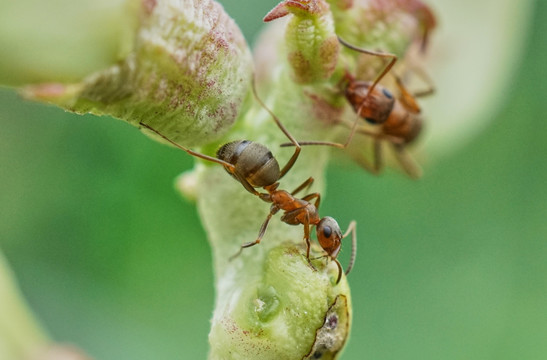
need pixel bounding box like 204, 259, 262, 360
282, 36, 434, 178
232, 176, 357, 284
139, 78, 357, 283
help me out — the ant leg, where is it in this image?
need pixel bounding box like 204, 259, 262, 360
229, 208, 278, 261
232, 171, 262, 197
140, 122, 262, 196
250, 74, 301, 179
337, 35, 398, 96
392, 69, 435, 113
342, 221, 357, 276
334, 259, 343, 284
279, 207, 317, 271
302, 214, 317, 271
291, 177, 315, 196
393, 75, 422, 113
407, 66, 436, 98
391, 143, 423, 179
301, 193, 321, 209
140, 123, 236, 171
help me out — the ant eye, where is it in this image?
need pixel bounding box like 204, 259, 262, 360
365, 117, 378, 124
323, 226, 332, 238
382, 88, 393, 99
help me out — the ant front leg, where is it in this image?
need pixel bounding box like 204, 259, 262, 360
299, 210, 322, 272
281, 208, 317, 271
302, 215, 316, 271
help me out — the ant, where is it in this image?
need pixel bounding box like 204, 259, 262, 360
139, 78, 357, 283
282, 36, 434, 178
232, 176, 357, 284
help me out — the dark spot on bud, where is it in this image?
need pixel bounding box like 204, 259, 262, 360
326, 314, 338, 329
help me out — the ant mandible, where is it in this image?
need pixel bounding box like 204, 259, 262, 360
140, 77, 357, 283
282, 36, 434, 178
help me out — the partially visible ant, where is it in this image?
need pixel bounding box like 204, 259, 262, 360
282, 36, 434, 178
140, 77, 357, 283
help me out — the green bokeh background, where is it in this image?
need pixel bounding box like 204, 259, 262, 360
1, 1, 546, 359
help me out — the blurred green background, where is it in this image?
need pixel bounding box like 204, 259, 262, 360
1, 1, 546, 359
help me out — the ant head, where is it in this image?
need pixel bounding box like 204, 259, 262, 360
345, 80, 395, 124
317, 216, 342, 258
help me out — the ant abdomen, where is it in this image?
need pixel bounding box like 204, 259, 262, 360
216, 140, 281, 187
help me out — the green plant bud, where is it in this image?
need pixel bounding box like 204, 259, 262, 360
207, 243, 351, 360
15, 0, 253, 147
264, 0, 340, 83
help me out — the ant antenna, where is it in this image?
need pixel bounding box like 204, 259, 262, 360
250, 73, 301, 178
337, 35, 397, 98
343, 221, 357, 276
